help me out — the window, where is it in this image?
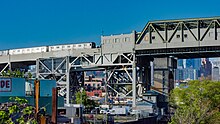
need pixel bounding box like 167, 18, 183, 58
93, 84, 96, 87
51, 47, 54, 49
115, 38, 120, 42
176, 34, 180, 38
17, 50, 20, 52
78, 45, 82, 47
56, 46, 59, 48
125, 37, 130, 42
67, 46, 71, 48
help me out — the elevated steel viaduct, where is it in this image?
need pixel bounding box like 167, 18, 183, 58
1, 17, 220, 107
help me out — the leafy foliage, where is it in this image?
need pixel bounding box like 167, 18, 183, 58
1, 70, 25, 78
169, 80, 220, 124
0, 97, 38, 124
75, 89, 99, 108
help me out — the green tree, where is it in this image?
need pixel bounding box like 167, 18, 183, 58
75, 89, 98, 108
0, 97, 38, 124
169, 80, 220, 124
75, 89, 88, 105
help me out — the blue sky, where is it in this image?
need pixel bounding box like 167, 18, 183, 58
0, 0, 220, 50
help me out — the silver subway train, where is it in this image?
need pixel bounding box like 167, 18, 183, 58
0, 42, 96, 56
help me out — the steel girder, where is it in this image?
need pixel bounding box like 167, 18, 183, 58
69, 51, 139, 107
0, 63, 10, 75
36, 57, 70, 102
36, 49, 148, 107
136, 17, 220, 44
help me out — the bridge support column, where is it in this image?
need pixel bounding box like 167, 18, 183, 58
153, 57, 177, 97
132, 52, 136, 108
136, 56, 154, 95
66, 57, 70, 104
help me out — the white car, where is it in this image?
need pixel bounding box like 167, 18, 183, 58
100, 109, 110, 114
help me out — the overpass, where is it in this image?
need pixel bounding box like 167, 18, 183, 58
0, 17, 220, 107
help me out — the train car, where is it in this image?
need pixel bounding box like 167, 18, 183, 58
22, 48, 32, 54
61, 44, 74, 50
0, 50, 8, 56
31, 46, 47, 53
49, 45, 63, 52
73, 43, 84, 49
5, 42, 96, 55
9, 49, 22, 55
84, 42, 96, 49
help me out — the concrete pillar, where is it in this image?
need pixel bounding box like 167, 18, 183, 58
132, 52, 136, 108
66, 57, 70, 104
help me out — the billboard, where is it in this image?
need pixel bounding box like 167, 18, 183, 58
0, 78, 25, 96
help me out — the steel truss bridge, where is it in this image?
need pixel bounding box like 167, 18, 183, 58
1, 17, 220, 107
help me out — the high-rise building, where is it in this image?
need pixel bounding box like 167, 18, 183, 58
185, 58, 201, 69
177, 59, 184, 69
200, 58, 212, 79
175, 68, 198, 80
176, 58, 201, 80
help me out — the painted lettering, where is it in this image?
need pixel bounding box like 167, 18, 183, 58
0, 79, 12, 92
1, 80, 5, 88
6, 80, 10, 88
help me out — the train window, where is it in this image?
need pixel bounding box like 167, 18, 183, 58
176, 34, 180, 38
67, 46, 71, 48
78, 45, 82, 47
62, 46, 65, 48
56, 46, 59, 48
115, 38, 120, 42
17, 50, 20, 52
51, 47, 54, 49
